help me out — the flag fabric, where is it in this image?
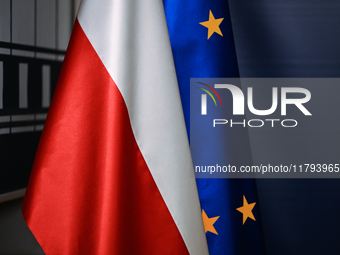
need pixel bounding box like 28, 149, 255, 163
22, 0, 208, 254
163, 0, 267, 254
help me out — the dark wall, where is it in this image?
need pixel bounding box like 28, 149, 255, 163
0, 198, 44, 254
0, 0, 72, 254
229, 1, 340, 254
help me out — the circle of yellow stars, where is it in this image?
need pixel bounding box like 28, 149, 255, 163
199, 10, 257, 235
199, 10, 224, 40
202, 195, 256, 235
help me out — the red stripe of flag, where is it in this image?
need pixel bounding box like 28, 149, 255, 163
22, 20, 189, 255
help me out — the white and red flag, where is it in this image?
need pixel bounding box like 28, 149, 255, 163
22, 0, 208, 254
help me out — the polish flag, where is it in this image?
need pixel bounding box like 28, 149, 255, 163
22, 0, 208, 254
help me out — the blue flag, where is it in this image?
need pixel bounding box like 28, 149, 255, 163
163, 1, 267, 254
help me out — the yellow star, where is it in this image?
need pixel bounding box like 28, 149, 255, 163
236, 195, 256, 225
202, 209, 220, 235
199, 10, 224, 39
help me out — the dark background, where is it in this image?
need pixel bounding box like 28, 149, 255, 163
1, 0, 340, 254
230, 0, 340, 254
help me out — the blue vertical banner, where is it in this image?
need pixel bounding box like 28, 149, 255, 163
163, 1, 267, 254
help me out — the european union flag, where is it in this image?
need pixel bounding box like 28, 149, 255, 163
163, 1, 267, 254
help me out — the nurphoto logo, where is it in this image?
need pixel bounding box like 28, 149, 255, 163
196, 81, 312, 128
